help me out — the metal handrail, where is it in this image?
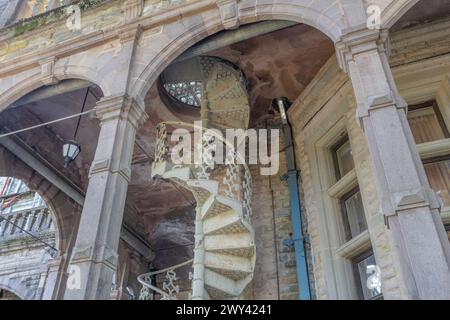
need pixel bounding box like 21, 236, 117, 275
138, 259, 194, 300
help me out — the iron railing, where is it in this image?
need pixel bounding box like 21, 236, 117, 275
138, 259, 194, 300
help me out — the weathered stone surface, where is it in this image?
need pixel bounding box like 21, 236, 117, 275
0, 0, 449, 301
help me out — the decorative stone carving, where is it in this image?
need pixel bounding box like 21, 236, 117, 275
217, 0, 240, 30
39, 57, 58, 85
123, 0, 144, 22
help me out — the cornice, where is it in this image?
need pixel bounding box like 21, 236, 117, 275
95, 94, 149, 129
0, 0, 215, 77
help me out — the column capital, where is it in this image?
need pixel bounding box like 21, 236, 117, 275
336, 28, 407, 121
95, 95, 148, 130
70, 244, 119, 270
336, 28, 390, 74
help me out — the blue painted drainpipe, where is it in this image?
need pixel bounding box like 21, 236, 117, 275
276, 98, 311, 300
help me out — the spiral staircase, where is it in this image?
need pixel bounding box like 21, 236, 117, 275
138, 58, 256, 300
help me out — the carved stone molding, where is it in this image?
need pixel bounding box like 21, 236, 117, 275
217, 0, 240, 30
71, 244, 118, 269
335, 28, 390, 74
118, 24, 143, 44
123, 0, 144, 22
39, 57, 58, 85
95, 95, 149, 129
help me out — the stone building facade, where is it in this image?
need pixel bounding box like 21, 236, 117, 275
0, 0, 449, 300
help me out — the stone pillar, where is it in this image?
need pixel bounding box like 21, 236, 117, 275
64, 96, 148, 300
336, 29, 450, 299
42, 254, 66, 300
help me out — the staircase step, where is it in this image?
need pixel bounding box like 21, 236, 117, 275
204, 269, 237, 299
162, 165, 192, 181
201, 196, 233, 220
205, 233, 254, 258
187, 180, 219, 207
203, 210, 247, 235
187, 180, 219, 195
205, 252, 253, 281
150, 161, 171, 178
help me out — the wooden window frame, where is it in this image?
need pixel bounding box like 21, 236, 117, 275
332, 134, 351, 181
351, 249, 383, 301
408, 100, 450, 139
340, 186, 366, 243
423, 154, 450, 165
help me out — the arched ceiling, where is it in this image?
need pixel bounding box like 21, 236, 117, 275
391, 0, 450, 32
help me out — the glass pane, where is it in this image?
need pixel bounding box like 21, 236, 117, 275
408, 105, 448, 144
10, 197, 35, 213
17, 181, 29, 194
424, 159, 450, 207
355, 254, 383, 300
6, 179, 20, 196
344, 191, 368, 239
336, 140, 355, 178
163, 81, 203, 107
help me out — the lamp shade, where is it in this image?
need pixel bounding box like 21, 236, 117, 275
62, 140, 81, 167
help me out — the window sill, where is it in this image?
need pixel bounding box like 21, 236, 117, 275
327, 169, 358, 199
417, 138, 450, 160
335, 230, 372, 259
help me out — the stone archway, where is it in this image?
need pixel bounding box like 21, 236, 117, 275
0, 64, 111, 114
0, 146, 79, 254
378, 0, 422, 29
131, 0, 367, 103
0, 74, 105, 299
0, 173, 69, 300
130, 0, 363, 301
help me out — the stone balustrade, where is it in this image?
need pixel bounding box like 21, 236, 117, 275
0, 206, 55, 242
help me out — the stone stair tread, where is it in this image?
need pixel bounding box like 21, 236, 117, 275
187, 179, 219, 195
201, 196, 233, 220
204, 269, 238, 298
204, 252, 253, 281
203, 211, 247, 235
205, 233, 254, 257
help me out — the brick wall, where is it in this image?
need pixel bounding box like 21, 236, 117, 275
251, 127, 314, 300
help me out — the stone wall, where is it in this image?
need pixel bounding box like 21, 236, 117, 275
0, 235, 55, 300
251, 130, 311, 300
